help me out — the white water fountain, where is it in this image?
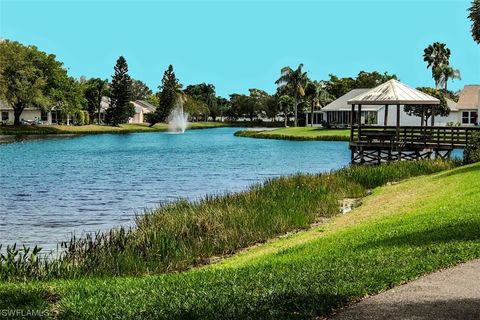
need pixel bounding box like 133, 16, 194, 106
168, 95, 189, 133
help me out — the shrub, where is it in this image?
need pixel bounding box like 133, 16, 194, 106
75, 110, 85, 126
145, 112, 160, 127
83, 111, 90, 125
464, 132, 480, 164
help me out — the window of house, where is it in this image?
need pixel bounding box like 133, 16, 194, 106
1, 111, 8, 121
41, 111, 48, 122
462, 111, 477, 124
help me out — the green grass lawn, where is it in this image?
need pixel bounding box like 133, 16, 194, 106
235, 127, 350, 141
1, 161, 479, 319
0, 122, 228, 135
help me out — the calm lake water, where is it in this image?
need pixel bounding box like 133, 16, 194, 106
0, 127, 350, 250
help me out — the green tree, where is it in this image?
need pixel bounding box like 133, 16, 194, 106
145, 94, 159, 107
0, 40, 81, 125
105, 56, 134, 126
423, 42, 460, 92
355, 71, 397, 88
403, 87, 450, 126
184, 83, 217, 121
183, 95, 208, 122
131, 79, 152, 100
214, 97, 230, 122
264, 95, 279, 124
248, 88, 269, 121
275, 64, 308, 127
150, 64, 181, 126
304, 80, 334, 127
84, 78, 109, 124
278, 95, 294, 127
325, 74, 355, 99
325, 71, 397, 98
229, 94, 253, 121
56, 76, 86, 125
468, 0, 480, 44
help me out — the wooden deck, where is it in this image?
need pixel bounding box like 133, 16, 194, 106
349, 126, 480, 164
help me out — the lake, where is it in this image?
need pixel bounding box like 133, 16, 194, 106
0, 127, 350, 250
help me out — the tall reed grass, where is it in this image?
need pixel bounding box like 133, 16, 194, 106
0, 160, 459, 281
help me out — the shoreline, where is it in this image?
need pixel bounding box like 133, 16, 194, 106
0, 122, 230, 137
234, 128, 350, 141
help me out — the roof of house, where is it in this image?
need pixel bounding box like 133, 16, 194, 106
446, 98, 459, 111
347, 79, 439, 105
322, 89, 383, 112
100, 98, 156, 113
456, 85, 480, 110
132, 100, 156, 113
321, 87, 458, 113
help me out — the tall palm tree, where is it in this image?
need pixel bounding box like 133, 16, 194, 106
423, 42, 451, 89
305, 80, 334, 127
275, 64, 308, 126
468, 0, 480, 44
437, 65, 461, 92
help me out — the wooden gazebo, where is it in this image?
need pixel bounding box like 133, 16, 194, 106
347, 79, 478, 163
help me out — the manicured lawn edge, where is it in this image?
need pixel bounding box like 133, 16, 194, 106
234, 129, 350, 141
0, 122, 229, 136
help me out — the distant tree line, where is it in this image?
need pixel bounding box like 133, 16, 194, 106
3, 9, 476, 128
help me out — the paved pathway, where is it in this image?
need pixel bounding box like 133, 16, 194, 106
330, 259, 480, 320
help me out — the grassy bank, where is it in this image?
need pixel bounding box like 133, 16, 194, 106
0, 161, 478, 319
0, 161, 456, 282
235, 127, 350, 141
0, 122, 228, 136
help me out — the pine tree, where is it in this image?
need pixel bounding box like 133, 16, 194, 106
155, 64, 180, 122
105, 56, 134, 125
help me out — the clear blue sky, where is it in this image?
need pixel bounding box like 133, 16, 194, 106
1, 0, 479, 97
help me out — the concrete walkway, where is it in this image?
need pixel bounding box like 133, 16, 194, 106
330, 259, 480, 320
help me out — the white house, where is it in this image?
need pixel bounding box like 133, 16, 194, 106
1, 97, 156, 125
306, 84, 479, 127
456, 85, 479, 126
128, 100, 156, 124
99, 97, 156, 124
0, 100, 59, 124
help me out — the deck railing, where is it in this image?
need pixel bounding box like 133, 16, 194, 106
350, 126, 480, 149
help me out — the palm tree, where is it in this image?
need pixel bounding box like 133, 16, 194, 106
305, 80, 334, 127
275, 64, 308, 127
468, 0, 480, 44
423, 42, 451, 89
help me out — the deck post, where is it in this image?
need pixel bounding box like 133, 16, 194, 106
350, 104, 355, 142
384, 104, 388, 126
357, 104, 362, 143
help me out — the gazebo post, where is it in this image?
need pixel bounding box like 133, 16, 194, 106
431, 104, 435, 126
396, 104, 401, 160
421, 106, 425, 127
384, 104, 388, 126
350, 104, 355, 142
357, 104, 362, 143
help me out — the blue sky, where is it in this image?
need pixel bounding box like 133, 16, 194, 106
1, 0, 479, 97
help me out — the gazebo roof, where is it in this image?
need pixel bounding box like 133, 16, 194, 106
347, 79, 440, 105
